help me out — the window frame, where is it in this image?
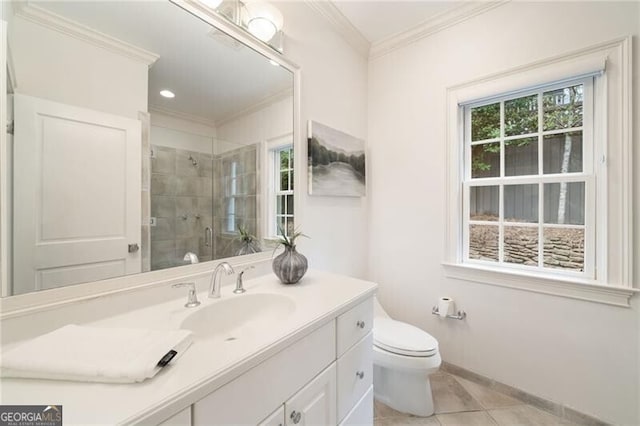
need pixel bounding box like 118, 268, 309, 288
443, 37, 636, 307
461, 77, 596, 280
274, 146, 294, 238
263, 133, 294, 239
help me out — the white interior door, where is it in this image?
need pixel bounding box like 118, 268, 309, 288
13, 94, 141, 295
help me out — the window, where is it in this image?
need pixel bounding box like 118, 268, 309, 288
463, 79, 594, 278
273, 146, 294, 237
444, 38, 635, 306
225, 161, 239, 233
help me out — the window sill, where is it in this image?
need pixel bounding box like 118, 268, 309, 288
442, 262, 637, 307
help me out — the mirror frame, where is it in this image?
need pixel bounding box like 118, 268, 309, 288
0, 0, 302, 317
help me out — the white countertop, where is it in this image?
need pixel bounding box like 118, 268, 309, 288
0, 270, 377, 425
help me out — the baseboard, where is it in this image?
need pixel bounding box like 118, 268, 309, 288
441, 362, 611, 426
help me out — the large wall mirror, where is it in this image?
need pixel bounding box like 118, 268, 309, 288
1, 0, 296, 297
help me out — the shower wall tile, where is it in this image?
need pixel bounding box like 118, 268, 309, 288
176, 237, 199, 255
197, 197, 213, 215
176, 176, 199, 196
176, 197, 198, 216
150, 239, 175, 266
151, 217, 175, 241
198, 154, 213, 178
199, 177, 213, 197
176, 150, 200, 177
151, 145, 176, 175
151, 175, 176, 196
175, 217, 198, 239
151, 196, 175, 218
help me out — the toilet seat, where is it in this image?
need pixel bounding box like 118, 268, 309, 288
374, 317, 438, 357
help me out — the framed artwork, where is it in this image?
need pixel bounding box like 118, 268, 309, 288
307, 121, 366, 197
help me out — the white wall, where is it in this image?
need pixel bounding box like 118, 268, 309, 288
216, 95, 293, 153
367, 2, 639, 425
9, 14, 148, 119
150, 112, 215, 154
274, 2, 369, 279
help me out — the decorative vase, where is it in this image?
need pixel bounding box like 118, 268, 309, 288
272, 245, 308, 284
236, 240, 262, 256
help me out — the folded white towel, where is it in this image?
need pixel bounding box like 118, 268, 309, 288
0, 325, 193, 383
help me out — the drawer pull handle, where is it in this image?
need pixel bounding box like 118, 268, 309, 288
290, 410, 302, 424
356, 320, 365, 329
356, 371, 365, 380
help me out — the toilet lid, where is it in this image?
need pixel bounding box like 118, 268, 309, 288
374, 317, 438, 357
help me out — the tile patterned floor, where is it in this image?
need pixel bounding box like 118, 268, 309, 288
374, 372, 574, 426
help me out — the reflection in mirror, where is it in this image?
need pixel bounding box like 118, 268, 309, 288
2, 1, 294, 296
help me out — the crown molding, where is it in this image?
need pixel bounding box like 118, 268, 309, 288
304, 1, 370, 58
216, 87, 294, 127
148, 105, 218, 129
13, 1, 159, 67
370, 1, 510, 60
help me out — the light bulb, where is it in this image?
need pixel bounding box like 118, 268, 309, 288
247, 17, 277, 42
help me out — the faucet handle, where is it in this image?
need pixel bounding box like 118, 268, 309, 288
233, 266, 254, 294
172, 282, 201, 308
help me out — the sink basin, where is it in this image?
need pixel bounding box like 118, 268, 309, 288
181, 293, 296, 340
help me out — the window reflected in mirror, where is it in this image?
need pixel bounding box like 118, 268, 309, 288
2, 0, 294, 296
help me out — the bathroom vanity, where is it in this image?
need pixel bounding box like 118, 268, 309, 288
0, 270, 376, 425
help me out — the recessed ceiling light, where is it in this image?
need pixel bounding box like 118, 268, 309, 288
160, 90, 175, 99
269, 59, 280, 67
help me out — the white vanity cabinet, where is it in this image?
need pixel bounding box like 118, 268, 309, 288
184, 296, 374, 426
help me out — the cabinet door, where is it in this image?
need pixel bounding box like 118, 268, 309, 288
286, 363, 337, 426
158, 406, 192, 426
260, 405, 285, 426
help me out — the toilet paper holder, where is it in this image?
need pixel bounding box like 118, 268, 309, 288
431, 306, 467, 320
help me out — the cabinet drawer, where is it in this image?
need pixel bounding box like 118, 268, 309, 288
337, 332, 373, 422
193, 321, 336, 425
339, 385, 373, 426
336, 298, 373, 356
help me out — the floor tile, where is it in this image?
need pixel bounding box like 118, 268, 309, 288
453, 376, 521, 409
488, 405, 572, 426
375, 400, 414, 419
375, 416, 441, 426
437, 411, 498, 426
431, 373, 484, 414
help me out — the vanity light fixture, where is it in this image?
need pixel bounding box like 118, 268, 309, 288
243, 1, 283, 43
160, 89, 175, 99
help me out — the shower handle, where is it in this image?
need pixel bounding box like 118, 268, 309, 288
205, 227, 213, 247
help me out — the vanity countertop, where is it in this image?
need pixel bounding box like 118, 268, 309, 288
0, 270, 377, 425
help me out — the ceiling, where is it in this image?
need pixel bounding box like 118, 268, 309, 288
31, 1, 293, 125
332, 1, 465, 44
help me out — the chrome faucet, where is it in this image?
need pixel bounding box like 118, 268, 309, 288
209, 262, 234, 298
233, 266, 255, 294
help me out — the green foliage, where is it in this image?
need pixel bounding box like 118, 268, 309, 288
236, 225, 257, 244
471, 103, 500, 141
504, 95, 537, 136
543, 85, 583, 130
470, 85, 582, 174
273, 226, 309, 256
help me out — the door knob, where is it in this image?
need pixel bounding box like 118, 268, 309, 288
128, 243, 140, 253
356, 320, 365, 329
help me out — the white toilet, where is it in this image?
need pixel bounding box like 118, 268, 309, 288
373, 297, 442, 417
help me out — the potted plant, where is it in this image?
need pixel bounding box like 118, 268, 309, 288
235, 225, 262, 256
272, 227, 308, 284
